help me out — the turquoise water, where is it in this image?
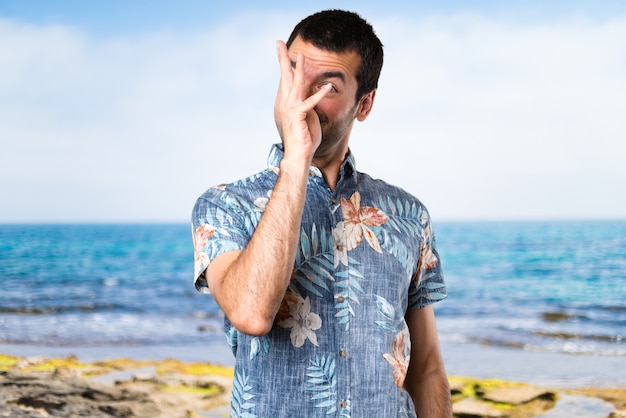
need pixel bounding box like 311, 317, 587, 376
435, 221, 625, 356
1, 221, 624, 357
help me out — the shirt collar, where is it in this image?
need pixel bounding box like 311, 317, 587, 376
267, 143, 357, 182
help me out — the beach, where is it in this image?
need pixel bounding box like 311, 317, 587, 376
2, 339, 626, 417
2, 340, 626, 389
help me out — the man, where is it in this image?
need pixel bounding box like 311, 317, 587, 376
192, 9, 451, 417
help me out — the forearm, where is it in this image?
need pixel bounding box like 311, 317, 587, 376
406, 366, 452, 417
405, 306, 452, 417
214, 160, 309, 335
210, 40, 331, 335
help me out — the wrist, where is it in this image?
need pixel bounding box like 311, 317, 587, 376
279, 156, 311, 179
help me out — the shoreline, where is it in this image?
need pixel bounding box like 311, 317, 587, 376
2, 340, 625, 389
441, 341, 626, 389
1, 349, 625, 418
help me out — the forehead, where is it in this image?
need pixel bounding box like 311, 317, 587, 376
288, 36, 361, 80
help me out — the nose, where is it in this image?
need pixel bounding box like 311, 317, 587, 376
299, 63, 326, 99
301, 69, 317, 99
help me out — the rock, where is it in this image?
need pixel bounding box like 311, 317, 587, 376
610, 410, 626, 418
542, 311, 576, 322
132, 372, 157, 382
449, 379, 466, 395
452, 398, 506, 418
0, 370, 161, 417
482, 385, 555, 405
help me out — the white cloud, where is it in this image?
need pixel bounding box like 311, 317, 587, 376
0, 14, 291, 222
0, 12, 624, 222
358, 13, 626, 220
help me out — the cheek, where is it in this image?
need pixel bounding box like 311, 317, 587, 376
316, 100, 344, 119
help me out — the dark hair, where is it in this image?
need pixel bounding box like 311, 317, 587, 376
286, 9, 384, 102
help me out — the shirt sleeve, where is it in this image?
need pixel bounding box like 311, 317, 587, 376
407, 209, 447, 309
191, 187, 252, 293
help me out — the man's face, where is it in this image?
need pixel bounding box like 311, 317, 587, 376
287, 36, 363, 156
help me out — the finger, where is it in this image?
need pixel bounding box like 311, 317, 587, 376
276, 40, 293, 92
302, 82, 332, 109
290, 52, 306, 102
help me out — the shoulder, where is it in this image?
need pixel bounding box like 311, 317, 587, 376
196, 168, 277, 203
193, 168, 277, 218
356, 172, 430, 217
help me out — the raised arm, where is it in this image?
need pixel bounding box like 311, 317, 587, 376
205, 41, 332, 336
404, 305, 452, 417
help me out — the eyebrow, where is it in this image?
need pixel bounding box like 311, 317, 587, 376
290, 60, 346, 82
320, 71, 346, 82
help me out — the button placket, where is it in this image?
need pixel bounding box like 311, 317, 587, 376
331, 187, 352, 415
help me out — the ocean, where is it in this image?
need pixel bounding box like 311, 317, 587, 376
1, 221, 625, 386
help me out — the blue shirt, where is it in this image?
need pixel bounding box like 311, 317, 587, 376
192, 144, 447, 417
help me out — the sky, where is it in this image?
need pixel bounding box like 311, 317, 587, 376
1, 0, 625, 223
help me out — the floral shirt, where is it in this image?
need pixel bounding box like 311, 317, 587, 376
191, 144, 447, 417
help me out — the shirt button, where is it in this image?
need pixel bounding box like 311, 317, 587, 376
331, 198, 337, 205
337, 295, 345, 303
340, 400, 347, 408
339, 349, 347, 358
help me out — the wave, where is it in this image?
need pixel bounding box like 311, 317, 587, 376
0, 303, 126, 315
539, 307, 626, 327
0, 309, 225, 348
531, 331, 624, 343
440, 334, 626, 356
0, 302, 225, 316
0, 335, 208, 347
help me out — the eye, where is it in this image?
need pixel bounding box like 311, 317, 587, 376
319, 83, 338, 93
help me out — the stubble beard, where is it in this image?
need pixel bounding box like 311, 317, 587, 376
314, 104, 359, 158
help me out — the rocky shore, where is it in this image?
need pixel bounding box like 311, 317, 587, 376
1, 353, 625, 418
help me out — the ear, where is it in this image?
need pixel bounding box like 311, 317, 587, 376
356, 89, 376, 122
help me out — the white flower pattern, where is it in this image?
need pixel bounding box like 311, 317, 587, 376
254, 190, 272, 212
278, 295, 322, 348
332, 221, 348, 268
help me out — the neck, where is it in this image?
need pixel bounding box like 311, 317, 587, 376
312, 143, 349, 191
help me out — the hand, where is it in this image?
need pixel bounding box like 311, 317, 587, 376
274, 40, 332, 166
